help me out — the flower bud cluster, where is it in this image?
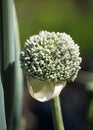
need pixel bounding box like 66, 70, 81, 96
20, 31, 82, 82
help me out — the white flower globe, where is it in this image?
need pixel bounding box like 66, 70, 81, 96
20, 31, 82, 102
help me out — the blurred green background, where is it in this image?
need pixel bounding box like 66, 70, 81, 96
15, 0, 93, 58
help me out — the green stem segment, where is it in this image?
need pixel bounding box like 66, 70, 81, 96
50, 96, 64, 130
2, 0, 15, 129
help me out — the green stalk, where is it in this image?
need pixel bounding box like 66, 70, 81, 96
1, 0, 23, 129
13, 4, 23, 130
2, 0, 14, 69
2, 0, 15, 129
0, 2, 7, 128
86, 83, 93, 130
0, 77, 7, 130
50, 96, 65, 130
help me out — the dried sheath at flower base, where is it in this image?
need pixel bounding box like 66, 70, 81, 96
20, 31, 82, 102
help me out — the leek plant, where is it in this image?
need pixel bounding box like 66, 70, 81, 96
20, 31, 82, 130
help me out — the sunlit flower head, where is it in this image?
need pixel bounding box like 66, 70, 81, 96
20, 31, 82, 82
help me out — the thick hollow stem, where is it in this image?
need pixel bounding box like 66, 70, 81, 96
50, 96, 64, 130
2, 0, 15, 129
